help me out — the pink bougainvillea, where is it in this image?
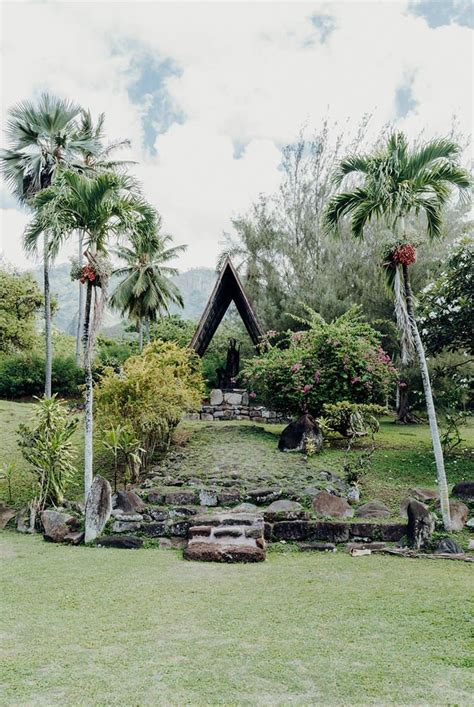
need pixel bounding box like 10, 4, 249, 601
291, 362, 302, 373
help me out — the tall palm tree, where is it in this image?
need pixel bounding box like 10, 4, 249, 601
25, 170, 154, 501
0, 94, 97, 396
324, 132, 470, 531
72, 110, 134, 366
110, 224, 185, 351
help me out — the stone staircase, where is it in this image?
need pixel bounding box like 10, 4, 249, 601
184, 511, 266, 562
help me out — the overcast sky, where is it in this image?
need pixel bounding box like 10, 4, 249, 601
1, 0, 472, 271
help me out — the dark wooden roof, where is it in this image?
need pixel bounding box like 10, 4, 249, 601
190, 257, 264, 356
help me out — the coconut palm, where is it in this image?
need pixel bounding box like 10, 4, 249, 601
324, 132, 471, 531
24, 170, 154, 500
110, 225, 185, 351
0, 94, 96, 396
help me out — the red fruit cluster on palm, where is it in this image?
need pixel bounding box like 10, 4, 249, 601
392, 244, 417, 266
79, 265, 97, 284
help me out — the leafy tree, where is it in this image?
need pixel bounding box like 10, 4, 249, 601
243, 307, 396, 417
24, 170, 154, 500
324, 132, 470, 530
0, 94, 95, 396
95, 340, 204, 465
0, 268, 43, 353
418, 235, 473, 355
110, 222, 185, 351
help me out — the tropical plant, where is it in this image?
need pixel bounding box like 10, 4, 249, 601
0, 462, 15, 504
243, 306, 396, 417
320, 402, 385, 438
110, 221, 185, 351
0, 94, 96, 396
17, 395, 78, 510
24, 170, 154, 501
101, 424, 126, 492
95, 340, 204, 466
0, 268, 43, 353
324, 132, 471, 530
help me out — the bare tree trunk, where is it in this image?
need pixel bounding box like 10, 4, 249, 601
75, 231, 84, 367
83, 280, 94, 502
43, 232, 52, 398
145, 317, 150, 344
138, 317, 143, 352
402, 264, 451, 530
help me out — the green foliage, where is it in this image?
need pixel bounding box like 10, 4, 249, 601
101, 424, 143, 490
243, 307, 397, 417
17, 396, 78, 509
95, 340, 204, 463
321, 401, 385, 438
0, 269, 43, 353
418, 235, 473, 355
94, 336, 135, 373
0, 353, 82, 398
0, 462, 15, 504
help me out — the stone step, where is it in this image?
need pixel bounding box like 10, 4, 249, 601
184, 513, 266, 563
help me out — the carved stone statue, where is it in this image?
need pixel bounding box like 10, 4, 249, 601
215, 338, 241, 389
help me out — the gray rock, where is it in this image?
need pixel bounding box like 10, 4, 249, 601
63, 530, 84, 545
407, 500, 434, 549
112, 520, 142, 533
164, 490, 197, 505
312, 491, 354, 519
434, 538, 464, 555
435, 499, 469, 531
111, 510, 143, 521
84, 475, 112, 543
210, 389, 224, 406
232, 502, 257, 513
248, 488, 281, 504
0, 504, 15, 529
466, 517, 474, 530
264, 500, 305, 521
347, 486, 360, 505
299, 542, 336, 552
16, 505, 36, 534
41, 510, 77, 542
199, 488, 218, 506
355, 501, 390, 518
451, 481, 474, 503
408, 487, 439, 502
114, 490, 146, 514
96, 535, 143, 549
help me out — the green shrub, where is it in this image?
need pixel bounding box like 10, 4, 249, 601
320, 402, 385, 437
0, 353, 82, 398
95, 340, 204, 463
243, 307, 397, 417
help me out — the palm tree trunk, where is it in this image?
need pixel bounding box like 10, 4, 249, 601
138, 318, 143, 352
75, 231, 84, 367
402, 264, 451, 530
145, 317, 150, 344
43, 232, 52, 398
83, 280, 94, 502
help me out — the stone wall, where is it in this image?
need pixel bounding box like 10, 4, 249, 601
188, 388, 287, 423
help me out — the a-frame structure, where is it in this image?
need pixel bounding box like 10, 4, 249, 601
190, 257, 264, 357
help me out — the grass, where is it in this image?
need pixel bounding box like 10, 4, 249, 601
1, 532, 473, 705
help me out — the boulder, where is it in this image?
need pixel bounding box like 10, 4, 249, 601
406, 500, 435, 549
435, 499, 469, 531
355, 501, 390, 519
41, 510, 77, 542
264, 500, 306, 521
434, 538, 464, 555
408, 487, 439, 502
312, 491, 354, 518
451, 481, 474, 504
114, 490, 146, 514
199, 488, 218, 506
209, 389, 224, 406
84, 475, 112, 543
95, 535, 143, 549
16, 505, 37, 534
232, 502, 257, 513
0, 504, 15, 530
278, 414, 323, 453
63, 530, 84, 545
347, 486, 360, 505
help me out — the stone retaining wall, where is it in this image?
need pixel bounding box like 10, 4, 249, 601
187, 388, 288, 423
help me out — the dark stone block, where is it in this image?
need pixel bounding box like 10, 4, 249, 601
95, 535, 143, 549
139, 522, 167, 537
310, 522, 350, 543
272, 520, 311, 541
166, 521, 191, 537
147, 489, 164, 504
451, 481, 474, 503
164, 491, 198, 506
349, 523, 407, 541
184, 542, 265, 563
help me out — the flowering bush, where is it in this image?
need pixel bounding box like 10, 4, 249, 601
242, 307, 397, 417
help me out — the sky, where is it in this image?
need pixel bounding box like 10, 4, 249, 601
0, 0, 472, 272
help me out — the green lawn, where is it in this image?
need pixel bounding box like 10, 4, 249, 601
1, 533, 472, 705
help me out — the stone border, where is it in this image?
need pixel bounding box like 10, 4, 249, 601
186, 388, 288, 423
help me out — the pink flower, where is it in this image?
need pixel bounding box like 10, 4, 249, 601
291, 331, 304, 343
314, 370, 321, 384
351, 376, 361, 385
302, 384, 313, 394
249, 391, 257, 398
291, 363, 302, 373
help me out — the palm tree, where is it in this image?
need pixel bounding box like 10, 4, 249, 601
0, 94, 99, 396
110, 223, 185, 351
72, 111, 134, 366
25, 170, 154, 501
324, 132, 470, 530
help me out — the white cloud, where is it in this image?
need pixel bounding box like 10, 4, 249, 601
1, 1, 472, 271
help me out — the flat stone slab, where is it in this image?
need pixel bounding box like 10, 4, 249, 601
184, 542, 265, 563
185, 512, 266, 563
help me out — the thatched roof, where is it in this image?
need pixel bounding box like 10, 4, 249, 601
190, 257, 264, 356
